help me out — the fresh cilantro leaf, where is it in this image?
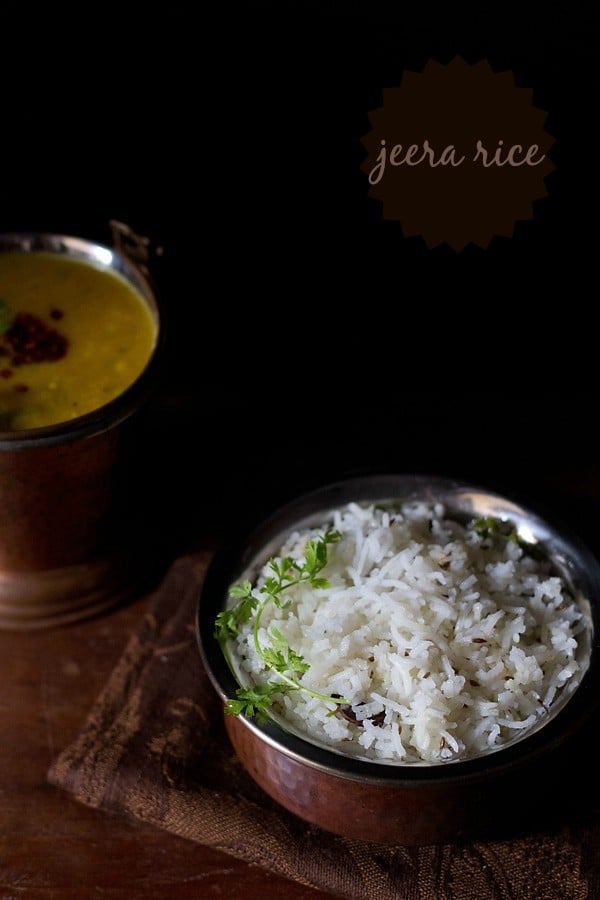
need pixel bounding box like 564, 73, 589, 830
229, 580, 253, 599
262, 576, 280, 597
224, 684, 277, 717
217, 529, 348, 717
214, 582, 258, 642
473, 516, 520, 544
303, 537, 331, 578
224, 681, 298, 718
265, 627, 310, 675
260, 646, 288, 670
309, 578, 329, 590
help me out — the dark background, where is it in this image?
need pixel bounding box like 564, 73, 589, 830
1, 1, 597, 553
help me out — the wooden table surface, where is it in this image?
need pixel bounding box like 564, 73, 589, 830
0, 375, 339, 900
0, 580, 334, 900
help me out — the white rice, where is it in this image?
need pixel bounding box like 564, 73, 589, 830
232, 501, 584, 764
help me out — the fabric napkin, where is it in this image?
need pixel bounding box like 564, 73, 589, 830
48, 553, 600, 899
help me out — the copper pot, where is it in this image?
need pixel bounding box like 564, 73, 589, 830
0, 231, 162, 629
198, 475, 600, 845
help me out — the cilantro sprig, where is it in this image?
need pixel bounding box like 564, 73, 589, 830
215, 529, 349, 719
472, 515, 521, 544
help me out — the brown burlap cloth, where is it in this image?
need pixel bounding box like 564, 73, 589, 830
48, 552, 600, 899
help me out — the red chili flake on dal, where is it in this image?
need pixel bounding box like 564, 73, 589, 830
6, 313, 68, 365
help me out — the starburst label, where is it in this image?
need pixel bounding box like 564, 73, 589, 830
361, 58, 554, 251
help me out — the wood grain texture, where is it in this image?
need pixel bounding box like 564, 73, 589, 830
0, 588, 334, 900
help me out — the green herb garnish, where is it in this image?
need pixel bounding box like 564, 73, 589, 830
473, 515, 521, 544
215, 529, 350, 719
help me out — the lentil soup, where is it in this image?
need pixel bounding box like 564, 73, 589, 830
0, 252, 157, 430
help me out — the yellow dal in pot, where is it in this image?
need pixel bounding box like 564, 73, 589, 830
0, 252, 157, 431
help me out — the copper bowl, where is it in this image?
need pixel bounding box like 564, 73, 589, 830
197, 475, 600, 845
0, 232, 163, 629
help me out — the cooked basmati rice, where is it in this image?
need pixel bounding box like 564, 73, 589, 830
232, 502, 584, 763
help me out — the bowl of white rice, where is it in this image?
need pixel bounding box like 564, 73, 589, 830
197, 475, 599, 844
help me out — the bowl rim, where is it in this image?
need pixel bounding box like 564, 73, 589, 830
0, 231, 164, 449
197, 473, 600, 786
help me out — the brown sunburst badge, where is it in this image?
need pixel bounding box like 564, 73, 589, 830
361, 58, 554, 251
